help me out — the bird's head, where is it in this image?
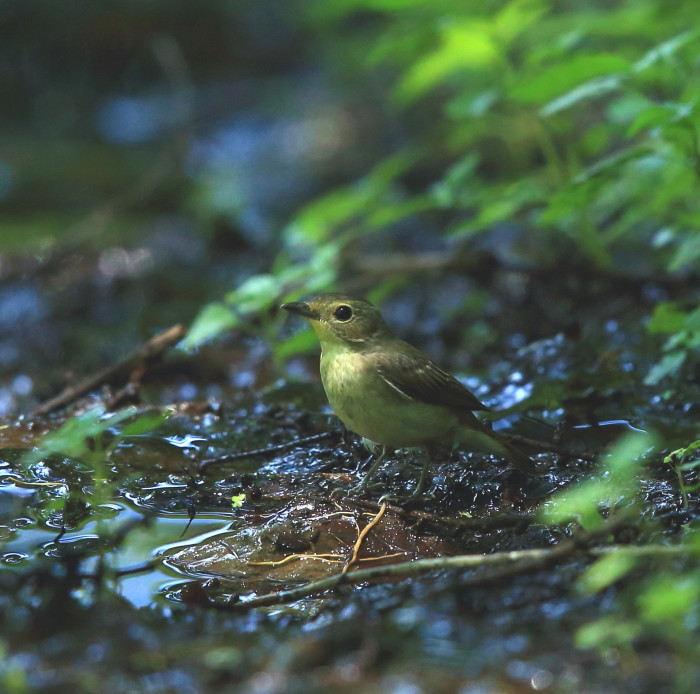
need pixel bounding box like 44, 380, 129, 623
281, 293, 391, 346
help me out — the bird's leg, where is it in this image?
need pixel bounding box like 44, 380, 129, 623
331, 446, 389, 499
379, 447, 434, 504
346, 445, 388, 495
413, 447, 432, 497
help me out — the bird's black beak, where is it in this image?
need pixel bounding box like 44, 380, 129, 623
281, 301, 320, 320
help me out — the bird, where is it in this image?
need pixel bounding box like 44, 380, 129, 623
281, 292, 535, 499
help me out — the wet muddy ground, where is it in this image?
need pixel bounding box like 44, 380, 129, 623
3, 3, 700, 691
1, 270, 698, 693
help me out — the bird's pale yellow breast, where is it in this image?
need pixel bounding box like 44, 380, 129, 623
319, 342, 459, 448
319, 342, 367, 425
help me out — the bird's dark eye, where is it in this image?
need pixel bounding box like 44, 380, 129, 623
333, 305, 353, 322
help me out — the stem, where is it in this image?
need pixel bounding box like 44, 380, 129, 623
210, 515, 689, 612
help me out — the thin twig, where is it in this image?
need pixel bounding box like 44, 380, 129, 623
33, 324, 186, 416
0, 473, 65, 488
206, 513, 639, 611
248, 553, 344, 568
342, 502, 388, 575
357, 552, 405, 562
219, 545, 572, 611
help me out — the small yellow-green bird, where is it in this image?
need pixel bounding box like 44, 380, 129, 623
282, 293, 535, 498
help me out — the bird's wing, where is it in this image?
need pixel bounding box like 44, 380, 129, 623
368, 342, 489, 413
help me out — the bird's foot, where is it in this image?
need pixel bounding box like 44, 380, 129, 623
378, 488, 435, 506
330, 479, 385, 500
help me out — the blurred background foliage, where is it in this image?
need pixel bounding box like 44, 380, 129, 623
2, 0, 698, 398
2, 1, 700, 689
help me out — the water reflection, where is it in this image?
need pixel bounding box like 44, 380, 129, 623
0, 488, 229, 608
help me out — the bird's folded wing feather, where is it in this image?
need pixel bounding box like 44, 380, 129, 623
369, 345, 489, 412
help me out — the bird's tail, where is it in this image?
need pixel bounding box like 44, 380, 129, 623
458, 422, 539, 475
492, 432, 538, 475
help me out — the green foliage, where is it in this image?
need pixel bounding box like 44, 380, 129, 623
510, 53, 632, 105
541, 430, 656, 530
577, 551, 639, 595
638, 573, 700, 624
575, 534, 700, 671
26, 408, 129, 465
0, 640, 30, 694
665, 440, 700, 470
181, 246, 340, 351
545, 428, 700, 674
184, 1, 699, 370
25, 406, 169, 465
664, 440, 700, 509
645, 303, 700, 385
575, 614, 641, 651
231, 493, 246, 508
339, 2, 699, 327
23, 406, 170, 528
182, 152, 421, 350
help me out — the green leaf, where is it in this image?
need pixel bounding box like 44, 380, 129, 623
24, 406, 137, 464
182, 273, 286, 350
627, 103, 679, 136
669, 233, 700, 272
397, 20, 499, 102
493, 0, 548, 45
286, 186, 374, 243
275, 241, 341, 298
572, 145, 647, 184
606, 430, 658, 482
664, 440, 700, 468
366, 195, 434, 229
121, 410, 171, 436
644, 351, 686, 386
540, 75, 622, 117
638, 575, 700, 623
284, 151, 418, 244
511, 54, 630, 105
575, 616, 640, 650
647, 302, 688, 335
274, 327, 320, 360
231, 493, 246, 509
225, 274, 282, 314
181, 302, 237, 350
633, 30, 700, 73
446, 89, 499, 120
541, 431, 656, 530
541, 480, 609, 530
449, 178, 546, 237
431, 153, 480, 207
685, 306, 700, 331
578, 552, 638, 594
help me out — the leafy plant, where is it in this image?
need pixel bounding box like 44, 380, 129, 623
644, 302, 700, 386
541, 430, 657, 530
183, 1, 700, 376
542, 429, 700, 684
664, 440, 700, 509
23, 406, 169, 531
182, 151, 421, 351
